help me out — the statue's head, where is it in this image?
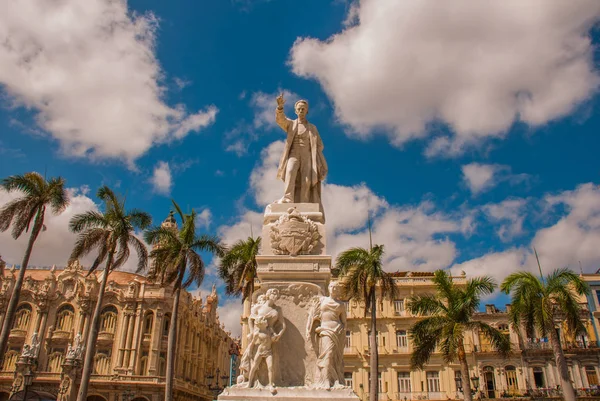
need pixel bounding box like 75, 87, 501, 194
328, 281, 337, 297
266, 288, 279, 302
294, 100, 309, 119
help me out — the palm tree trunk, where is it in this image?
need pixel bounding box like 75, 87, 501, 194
0, 217, 43, 359
548, 324, 577, 401
76, 261, 111, 401
369, 290, 378, 401
457, 339, 473, 401
165, 285, 181, 401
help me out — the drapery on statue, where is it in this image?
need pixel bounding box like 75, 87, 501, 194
237, 289, 286, 394
306, 282, 346, 389
275, 94, 328, 205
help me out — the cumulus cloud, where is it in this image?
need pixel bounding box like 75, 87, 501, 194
0, 0, 217, 164
150, 161, 172, 195
461, 163, 506, 195
195, 208, 212, 229
289, 0, 600, 155
0, 187, 145, 273
216, 299, 243, 337
454, 183, 600, 284
482, 198, 528, 241
461, 163, 528, 195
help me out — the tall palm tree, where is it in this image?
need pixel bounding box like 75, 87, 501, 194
501, 266, 590, 401
335, 244, 397, 401
408, 270, 511, 401
145, 201, 224, 401
70, 186, 151, 401
218, 236, 261, 302
0, 172, 69, 358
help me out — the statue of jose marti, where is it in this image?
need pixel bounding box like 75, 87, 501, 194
275, 93, 328, 205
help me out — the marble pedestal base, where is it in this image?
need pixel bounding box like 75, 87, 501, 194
219, 386, 359, 401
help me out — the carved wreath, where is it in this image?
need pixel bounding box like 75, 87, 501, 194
270, 207, 320, 256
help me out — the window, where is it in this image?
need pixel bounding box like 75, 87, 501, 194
368, 373, 383, 393
397, 372, 411, 393
12, 304, 32, 330
345, 330, 351, 348
344, 372, 353, 388
533, 367, 545, 388
99, 306, 118, 334
163, 315, 171, 336
396, 330, 408, 348
586, 366, 599, 386
505, 366, 518, 393
426, 371, 440, 392
55, 304, 75, 332
143, 312, 154, 334
93, 349, 112, 374
367, 331, 380, 346
394, 299, 405, 315
454, 371, 462, 391
596, 290, 600, 306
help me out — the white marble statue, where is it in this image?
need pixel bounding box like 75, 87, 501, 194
306, 282, 346, 389
21, 332, 40, 358
237, 289, 286, 392
66, 333, 84, 360
275, 94, 328, 204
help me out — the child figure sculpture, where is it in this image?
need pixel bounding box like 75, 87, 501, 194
246, 315, 279, 393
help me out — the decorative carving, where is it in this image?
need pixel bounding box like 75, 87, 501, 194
270, 207, 320, 256
66, 333, 84, 361
20, 332, 40, 359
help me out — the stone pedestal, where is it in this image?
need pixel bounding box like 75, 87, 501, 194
219, 203, 359, 401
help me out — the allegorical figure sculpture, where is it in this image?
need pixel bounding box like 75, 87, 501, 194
237, 289, 286, 393
275, 94, 328, 204
306, 281, 346, 389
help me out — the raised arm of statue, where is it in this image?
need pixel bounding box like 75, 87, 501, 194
275, 93, 292, 132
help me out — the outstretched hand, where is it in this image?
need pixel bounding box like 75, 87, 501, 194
276, 93, 285, 108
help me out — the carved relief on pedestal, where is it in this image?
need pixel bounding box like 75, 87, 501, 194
270, 207, 320, 256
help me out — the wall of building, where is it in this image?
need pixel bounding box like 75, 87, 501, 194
0, 261, 239, 401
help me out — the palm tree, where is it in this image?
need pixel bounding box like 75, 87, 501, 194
408, 270, 511, 401
69, 186, 151, 401
218, 236, 261, 302
0, 172, 69, 358
335, 244, 397, 401
144, 201, 224, 401
501, 266, 590, 401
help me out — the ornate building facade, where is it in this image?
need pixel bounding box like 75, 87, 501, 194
340, 271, 600, 400
0, 260, 239, 401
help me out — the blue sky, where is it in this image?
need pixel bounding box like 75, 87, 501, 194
1, 0, 600, 335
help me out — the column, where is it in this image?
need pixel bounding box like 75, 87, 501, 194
148, 309, 163, 375
128, 303, 143, 373
117, 314, 130, 367
123, 311, 136, 368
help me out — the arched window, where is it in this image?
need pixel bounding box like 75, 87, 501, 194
139, 356, 149, 376
47, 348, 65, 373
163, 315, 171, 337
55, 304, 75, 332
143, 312, 154, 335
93, 350, 111, 375
12, 304, 32, 331
1, 350, 19, 371
505, 365, 518, 394
99, 306, 118, 335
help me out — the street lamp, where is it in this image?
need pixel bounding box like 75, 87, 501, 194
455, 375, 463, 393
206, 368, 230, 398
470, 375, 480, 399
21, 368, 34, 401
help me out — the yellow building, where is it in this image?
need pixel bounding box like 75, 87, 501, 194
340, 271, 600, 401
0, 259, 238, 401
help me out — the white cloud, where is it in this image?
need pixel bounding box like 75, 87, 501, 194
461, 163, 504, 195
0, 187, 145, 273
250, 90, 300, 130
0, 0, 217, 164
289, 0, 600, 155
454, 183, 600, 284
150, 161, 172, 195
195, 208, 212, 229
217, 299, 243, 338
482, 198, 528, 241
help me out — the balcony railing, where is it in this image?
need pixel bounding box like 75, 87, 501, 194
393, 391, 446, 400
